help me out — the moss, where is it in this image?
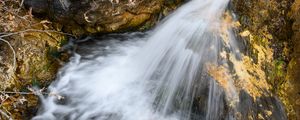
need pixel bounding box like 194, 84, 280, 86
86, 26, 98, 33
59, 37, 68, 47
48, 46, 62, 59
269, 59, 287, 92
139, 21, 154, 31
31, 77, 41, 88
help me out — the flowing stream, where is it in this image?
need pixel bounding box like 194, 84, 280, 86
33, 0, 287, 120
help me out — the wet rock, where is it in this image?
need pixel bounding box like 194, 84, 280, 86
24, 0, 183, 35
23, 0, 49, 15
231, 0, 298, 119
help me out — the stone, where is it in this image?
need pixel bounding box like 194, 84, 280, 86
24, 0, 183, 35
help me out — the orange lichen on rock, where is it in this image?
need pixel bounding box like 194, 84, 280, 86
206, 53, 271, 101
209, 12, 272, 100
207, 64, 231, 91
206, 63, 239, 107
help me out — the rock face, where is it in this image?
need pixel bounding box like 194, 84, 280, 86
231, 0, 300, 119
24, 0, 182, 35
287, 0, 300, 119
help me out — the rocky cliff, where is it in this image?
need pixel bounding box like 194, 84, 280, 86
232, 0, 300, 119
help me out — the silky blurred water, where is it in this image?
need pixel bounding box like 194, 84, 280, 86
33, 0, 286, 120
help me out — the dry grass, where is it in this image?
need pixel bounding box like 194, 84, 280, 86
0, 0, 70, 119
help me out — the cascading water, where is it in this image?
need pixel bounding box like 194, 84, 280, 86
33, 0, 287, 120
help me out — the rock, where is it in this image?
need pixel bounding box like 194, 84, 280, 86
231, 0, 299, 119
24, 0, 183, 35
286, 0, 300, 119
23, 0, 49, 14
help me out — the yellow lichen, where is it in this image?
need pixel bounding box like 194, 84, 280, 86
207, 64, 231, 91
240, 30, 250, 37
207, 12, 273, 101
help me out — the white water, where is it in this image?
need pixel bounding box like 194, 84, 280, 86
33, 0, 241, 119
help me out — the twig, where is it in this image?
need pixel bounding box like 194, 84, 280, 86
0, 94, 12, 120
0, 109, 12, 120
0, 91, 39, 95
0, 29, 75, 38
19, 0, 24, 9
16, 0, 25, 13
0, 87, 48, 95
1, 5, 29, 22
0, 90, 64, 100
0, 38, 16, 72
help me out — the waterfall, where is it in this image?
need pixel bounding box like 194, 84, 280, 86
33, 0, 286, 120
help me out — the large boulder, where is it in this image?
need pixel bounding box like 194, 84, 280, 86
24, 0, 183, 35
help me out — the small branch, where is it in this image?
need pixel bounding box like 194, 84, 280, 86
0, 87, 48, 95
0, 91, 37, 95
0, 38, 16, 72
0, 5, 29, 22
19, 0, 24, 8
0, 109, 12, 120
0, 90, 64, 100
0, 94, 12, 120
0, 29, 75, 38
0, 91, 48, 96
16, 0, 25, 13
